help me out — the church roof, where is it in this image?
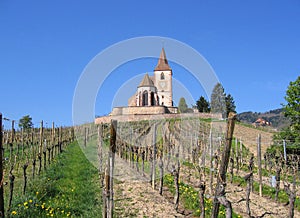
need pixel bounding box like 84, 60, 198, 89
154, 48, 172, 71
138, 73, 155, 87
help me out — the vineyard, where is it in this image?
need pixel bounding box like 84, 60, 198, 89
76, 115, 300, 218
0, 113, 299, 217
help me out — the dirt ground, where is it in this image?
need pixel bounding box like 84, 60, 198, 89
233, 124, 274, 156
111, 121, 293, 218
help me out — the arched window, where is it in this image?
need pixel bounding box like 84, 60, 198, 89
160, 72, 165, 80
142, 90, 148, 106
151, 92, 155, 106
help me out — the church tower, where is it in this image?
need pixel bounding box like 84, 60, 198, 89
153, 48, 173, 107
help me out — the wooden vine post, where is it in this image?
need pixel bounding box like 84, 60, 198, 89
23, 162, 29, 194
209, 129, 213, 195
235, 137, 239, 174
10, 120, 15, 160
211, 112, 236, 218
108, 119, 117, 218
257, 134, 262, 196
21, 128, 24, 157
38, 121, 43, 175
0, 113, 5, 216
84, 127, 87, 147
32, 129, 36, 179
159, 156, 164, 195
97, 123, 103, 188
50, 122, 55, 162
152, 123, 157, 189
103, 167, 109, 218
59, 126, 62, 153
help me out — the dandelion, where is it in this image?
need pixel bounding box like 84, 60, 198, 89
29, 199, 33, 203
11, 211, 17, 215
24, 202, 28, 206
36, 191, 39, 195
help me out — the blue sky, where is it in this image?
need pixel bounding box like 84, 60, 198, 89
1, 1, 299, 128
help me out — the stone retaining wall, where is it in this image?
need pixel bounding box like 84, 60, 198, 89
95, 112, 222, 124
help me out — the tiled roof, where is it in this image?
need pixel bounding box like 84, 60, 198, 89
138, 73, 155, 87
154, 48, 172, 71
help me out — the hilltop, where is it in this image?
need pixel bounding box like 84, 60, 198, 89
237, 108, 290, 130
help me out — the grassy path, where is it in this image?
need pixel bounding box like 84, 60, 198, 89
9, 142, 102, 217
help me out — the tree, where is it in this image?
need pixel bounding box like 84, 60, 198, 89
282, 76, 300, 143
210, 83, 226, 118
19, 115, 33, 130
178, 97, 188, 113
196, 96, 210, 112
225, 94, 236, 118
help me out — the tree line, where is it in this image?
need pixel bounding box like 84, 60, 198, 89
178, 82, 236, 118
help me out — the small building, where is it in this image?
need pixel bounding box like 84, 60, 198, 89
252, 118, 271, 127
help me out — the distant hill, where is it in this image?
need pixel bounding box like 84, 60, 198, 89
237, 108, 290, 130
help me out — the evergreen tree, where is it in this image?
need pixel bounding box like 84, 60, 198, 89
210, 83, 226, 118
196, 96, 211, 112
178, 97, 188, 113
19, 115, 33, 130
225, 94, 236, 117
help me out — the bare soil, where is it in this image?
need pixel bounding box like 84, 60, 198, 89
233, 124, 274, 156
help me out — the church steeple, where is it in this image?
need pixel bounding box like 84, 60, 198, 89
154, 48, 172, 71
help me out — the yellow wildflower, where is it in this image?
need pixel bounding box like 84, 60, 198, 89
29, 199, 33, 203
11, 211, 17, 215
24, 202, 28, 206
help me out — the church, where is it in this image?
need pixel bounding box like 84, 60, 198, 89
110, 48, 178, 116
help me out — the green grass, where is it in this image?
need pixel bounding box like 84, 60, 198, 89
8, 141, 102, 217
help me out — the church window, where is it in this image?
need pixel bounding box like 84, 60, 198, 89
151, 92, 155, 106
142, 90, 148, 106
160, 72, 165, 80
162, 95, 164, 99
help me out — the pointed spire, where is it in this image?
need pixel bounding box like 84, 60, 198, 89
138, 73, 154, 87
154, 48, 172, 71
